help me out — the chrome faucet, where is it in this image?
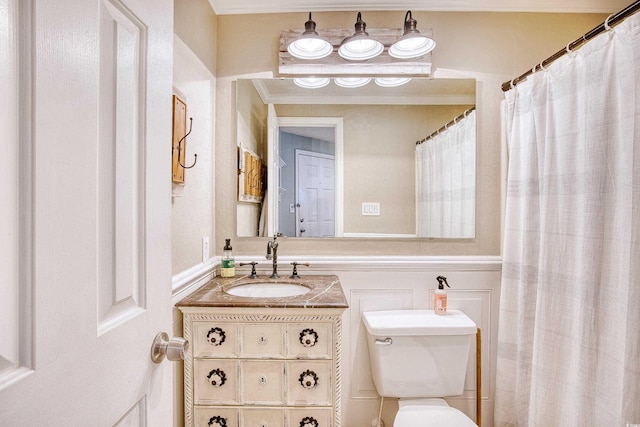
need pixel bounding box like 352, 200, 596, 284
265, 235, 279, 279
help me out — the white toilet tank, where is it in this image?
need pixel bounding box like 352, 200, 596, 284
362, 310, 476, 398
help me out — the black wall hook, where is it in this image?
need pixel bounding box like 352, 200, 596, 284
176, 117, 197, 169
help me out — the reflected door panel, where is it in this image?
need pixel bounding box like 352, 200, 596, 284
296, 151, 335, 237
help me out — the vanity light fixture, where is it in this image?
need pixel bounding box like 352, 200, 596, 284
389, 11, 436, 59
287, 13, 333, 60
293, 77, 331, 89
334, 77, 371, 88
338, 12, 384, 61
375, 77, 412, 87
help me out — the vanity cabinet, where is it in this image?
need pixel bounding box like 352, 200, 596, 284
180, 306, 345, 427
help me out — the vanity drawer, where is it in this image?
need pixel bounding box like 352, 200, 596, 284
288, 323, 332, 359
241, 324, 286, 358
193, 322, 238, 358
194, 359, 239, 405
287, 361, 333, 406
240, 408, 285, 427
240, 360, 286, 405
289, 408, 333, 427
193, 406, 238, 427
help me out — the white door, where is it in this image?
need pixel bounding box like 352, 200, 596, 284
0, 0, 175, 425
295, 150, 336, 237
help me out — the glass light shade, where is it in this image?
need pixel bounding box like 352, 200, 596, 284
374, 77, 411, 87
338, 12, 383, 61
287, 13, 333, 60
293, 77, 331, 89
288, 37, 333, 59
339, 37, 384, 61
334, 77, 371, 88
389, 35, 436, 59
389, 11, 436, 59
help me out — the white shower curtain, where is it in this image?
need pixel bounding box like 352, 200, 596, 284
495, 12, 640, 427
415, 110, 475, 238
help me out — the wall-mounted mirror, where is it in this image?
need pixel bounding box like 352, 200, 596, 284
236, 77, 476, 239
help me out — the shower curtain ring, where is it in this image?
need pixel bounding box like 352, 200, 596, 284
565, 42, 573, 53
538, 61, 546, 71
509, 79, 516, 89
604, 13, 614, 31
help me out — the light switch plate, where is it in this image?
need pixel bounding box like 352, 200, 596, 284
362, 202, 380, 216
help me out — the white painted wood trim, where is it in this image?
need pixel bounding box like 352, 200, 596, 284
171, 260, 217, 304
234, 255, 502, 271
171, 256, 501, 299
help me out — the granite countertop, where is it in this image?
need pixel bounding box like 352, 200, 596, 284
175, 274, 348, 309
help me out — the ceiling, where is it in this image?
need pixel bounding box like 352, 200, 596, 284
208, 0, 629, 15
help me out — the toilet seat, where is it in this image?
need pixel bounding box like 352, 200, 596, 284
394, 399, 477, 427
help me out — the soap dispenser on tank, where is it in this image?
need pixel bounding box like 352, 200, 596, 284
434, 275, 451, 315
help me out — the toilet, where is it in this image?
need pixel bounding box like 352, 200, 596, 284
362, 309, 477, 426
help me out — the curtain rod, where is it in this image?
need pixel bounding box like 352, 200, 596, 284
501, 0, 640, 92
416, 107, 475, 145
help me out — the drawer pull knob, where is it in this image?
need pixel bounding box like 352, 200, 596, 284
258, 375, 268, 385
206, 327, 226, 346
258, 334, 268, 345
208, 415, 227, 427
298, 369, 319, 389
299, 328, 318, 347
300, 416, 319, 427
207, 368, 227, 388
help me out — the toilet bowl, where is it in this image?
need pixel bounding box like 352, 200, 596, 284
394, 398, 477, 426
362, 309, 477, 427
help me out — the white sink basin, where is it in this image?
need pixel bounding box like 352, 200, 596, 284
225, 282, 310, 298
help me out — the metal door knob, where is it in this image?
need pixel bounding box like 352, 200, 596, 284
151, 332, 189, 363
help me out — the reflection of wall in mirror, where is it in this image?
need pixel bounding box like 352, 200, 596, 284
236, 80, 267, 236
276, 103, 472, 237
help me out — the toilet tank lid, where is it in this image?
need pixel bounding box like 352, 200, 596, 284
362, 310, 476, 336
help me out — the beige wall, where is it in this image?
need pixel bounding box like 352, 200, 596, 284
214, 11, 605, 256
174, 0, 217, 75
171, 2, 218, 274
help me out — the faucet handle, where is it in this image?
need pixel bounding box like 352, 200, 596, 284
290, 262, 310, 279
239, 261, 259, 278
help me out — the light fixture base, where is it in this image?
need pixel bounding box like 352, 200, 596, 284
280, 28, 433, 76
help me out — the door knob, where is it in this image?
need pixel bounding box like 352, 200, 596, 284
151, 332, 189, 363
